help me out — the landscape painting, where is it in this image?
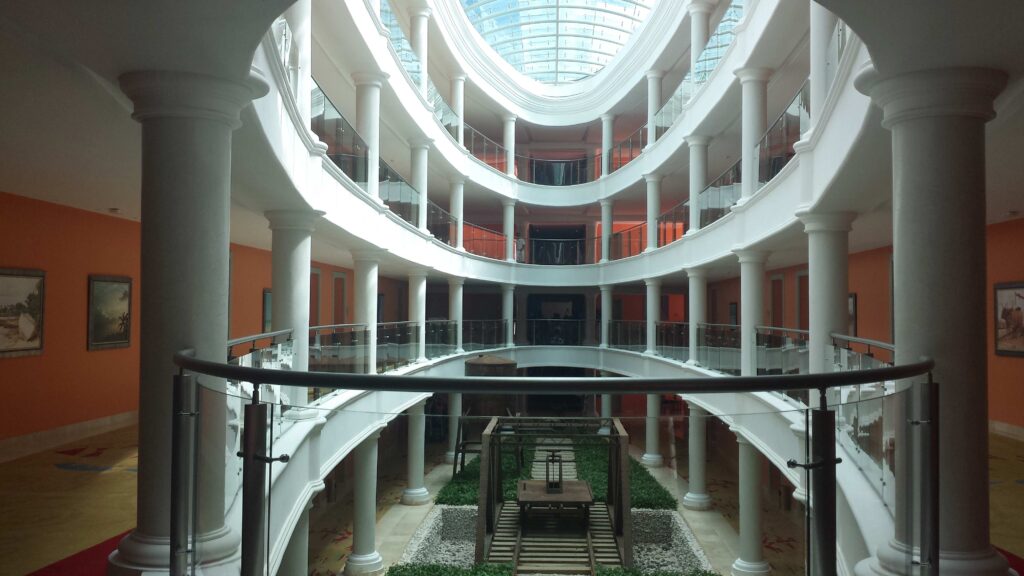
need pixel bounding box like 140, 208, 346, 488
0, 268, 45, 357
995, 282, 1024, 356
88, 275, 131, 350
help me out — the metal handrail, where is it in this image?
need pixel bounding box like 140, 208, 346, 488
310, 323, 368, 331
830, 332, 895, 352
226, 329, 293, 348
757, 326, 810, 336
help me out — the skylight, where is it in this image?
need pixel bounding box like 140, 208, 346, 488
461, 0, 656, 85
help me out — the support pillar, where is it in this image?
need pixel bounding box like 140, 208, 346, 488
446, 392, 462, 464
354, 253, 380, 373
682, 404, 712, 509
856, 67, 1008, 576
411, 138, 431, 232
687, 268, 707, 365
641, 394, 663, 467
503, 114, 516, 176
731, 433, 771, 576
410, 8, 430, 97
644, 173, 661, 252
502, 284, 514, 347
646, 70, 663, 147
809, 4, 838, 127
736, 250, 768, 376
452, 74, 466, 146
601, 113, 614, 177
645, 278, 660, 354
110, 71, 266, 573
409, 270, 427, 362
688, 1, 714, 72
402, 401, 431, 505
354, 72, 387, 202
736, 68, 771, 202
450, 277, 464, 352
503, 199, 516, 262
279, 502, 312, 576
585, 288, 597, 345
796, 212, 854, 375
686, 135, 709, 233
283, 0, 312, 124
600, 285, 612, 348
344, 431, 384, 576
451, 177, 465, 250
600, 199, 613, 262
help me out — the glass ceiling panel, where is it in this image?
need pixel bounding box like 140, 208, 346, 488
461, 0, 656, 85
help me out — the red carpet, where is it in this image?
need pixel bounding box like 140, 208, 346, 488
999, 546, 1024, 575
28, 531, 128, 576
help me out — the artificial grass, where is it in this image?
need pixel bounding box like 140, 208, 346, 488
386, 564, 514, 576
573, 441, 678, 510
435, 448, 535, 505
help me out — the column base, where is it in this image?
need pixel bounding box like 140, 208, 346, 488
597, 426, 611, 436
685, 359, 701, 367
682, 492, 712, 510
857, 539, 1010, 576
400, 487, 432, 506
344, 551, 385, 576
731, 558, 771, 576
284, 406, 317, 421
445, 451, 456, 464
640, 453, 663, 467
109, 525, 239, 575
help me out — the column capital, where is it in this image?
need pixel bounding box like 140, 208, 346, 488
361, 428, 383, 443
449, 174, 467, 186
451, 73, 467, 83
643, 172, 662, 184
855, 66, 1006, 129
409, 136, 433, 149
600, 198, 614, 209
730, 427, 752, 445
119, 70, 267, 128
600, 112, 615, 123
796, 210, 856, 233
644, 277, 662, 288
501, 283, 515, 293
600, 284, 614, 293
734, 67, 773, 84
408, 268, 428, 280
645, 69, 664, 80
448, 276, 465, 288
501, 198, 516, 208
412, 7, 432, 19
503, 113, 517, 123
685, 134, 711, 147
686, 267, 708, 279
687, 0, 716, 15
352, 71, 390, 87
734, 249, 769, 264
352, 249, 385, 263
265, 209, 326, 232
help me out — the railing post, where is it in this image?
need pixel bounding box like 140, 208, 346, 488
810, 389, 837, 576
240, 389, 269, 576
917, 377, 940, 576
170, 373, 196, 576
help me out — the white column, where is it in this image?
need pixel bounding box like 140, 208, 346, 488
354, 253, 380, 373
354, 72, 387, 201
857, 67, 1008, 576
451, 177, 465, 250
809, 4, 838, 127
645, 278, 660, 354
502, 199, 516, 262
687, 1, 714, 72
641, 394, 663, 467
646, 70, 663, 147
283, 0, 312, 123
280, 503, 312, 576
411, 138, 431, 232
598, 394, 613, 435
409, 270, 427, 362
452, 74, 466, 146
644, 173, 661, 252
515, 289, 528, 345
344, 430, 384, 576
600, 199, 613, 262
601, 113, 614, 177
446, 392, 462, 464
735, 68, 771, 201
687, 268, 707, 365
111, 71, 264, 572
502, 284, 515, 346
401, 401, 431, 505
410, 8, 431, 97
600, 285, 612, 348
449, 277, 464, 352
267, 209, 324, 412
503, 114, 516, 176
796, 212, 854, 374
584, 289, 597, 345
736, 250, 768, 377
732, 433, 771, 576
686, 135, 709, 233
682, 404, 712, 509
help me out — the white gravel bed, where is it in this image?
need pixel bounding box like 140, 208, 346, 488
631, 509, 713, 574
401, 505, 477, 568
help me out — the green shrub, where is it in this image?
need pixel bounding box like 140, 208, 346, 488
386, 563, 514, 576
435, 448, 534, 505
573, 442, 677, 510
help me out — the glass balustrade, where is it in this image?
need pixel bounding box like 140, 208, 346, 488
755, 80, 810, 190
426, 201, 456, 246
463, 222, 506, 260
515, 154, 598, 186
425, 319, 457, 359
376, 321, 419, 373
609, 126, 646, 173
524, 237, 598, 265
609, 223, 647, 260
698, 160, 742, 228
655, 321, 689, 362
696, 322, 741, 375
825, 20, 849, 91
524, 318, 587, 346
380, 0, 421, 88
378, 160, 420, 227
464, 124, 508, 173
310, 81, 369, 187
755, 326, 810, 404
608, 319, 645, 351
308, 323, 370, 376
462, 319, 507, 350
656, 200, 689, 247
426, 80, 460, 139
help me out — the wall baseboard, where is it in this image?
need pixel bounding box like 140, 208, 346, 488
990, 420, 1024, 443
0, 411, 138, 463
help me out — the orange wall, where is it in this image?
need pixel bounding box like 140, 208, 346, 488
848, 247, 892, 343
229, 244, 272, 339
311, 262, 356, 326
708, 278, 740, 324
0, 193, 141, 440
987, 217, 1024, 430
763, 264, 807, 329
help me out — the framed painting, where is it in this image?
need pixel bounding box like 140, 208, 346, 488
995, 282, 1024, 357
88, 275, 132, 350
0, 268, 45, 357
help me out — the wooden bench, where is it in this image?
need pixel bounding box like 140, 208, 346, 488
516, 479, 594, 533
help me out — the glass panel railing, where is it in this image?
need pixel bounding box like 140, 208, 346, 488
696, 322, 740, 375
524, 319, 587, 346
425, 319, 457, 359
525, 237, 594, 265
376, 321, 418, 373
655, 321, 689, 362
698, 159, 742, 228
656, 200, 689, 247
755, 326, 810, 404
464, 124, 508, 173
515, 154, 598, 186
463, 221, 506, 260
427, 201, 456, 247
608, 320, 645, 352
462, 319, 507, 351
378, 159, 420, 227
380, 0, 421, 88
609, 223, 647, 260
825, 19, 849, 91
308, 323, 370, 375
311, 81, 369, 187
609, 125, 645, 173
755, 80, 810, 190
426, 80, 460, 140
